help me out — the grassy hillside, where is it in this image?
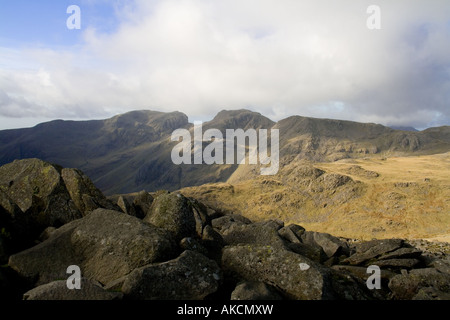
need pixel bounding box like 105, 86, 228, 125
180, 152, 450, 240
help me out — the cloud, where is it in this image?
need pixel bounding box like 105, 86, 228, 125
0, 0, 449, 129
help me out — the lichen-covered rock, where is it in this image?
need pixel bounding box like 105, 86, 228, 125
116, 195, 137, 217
143, 192, 196, 241
23, 278, 123, 300
211, 214, 252, 233
118, 250, 222, 300
0, 159, 82, 229
221, 244, 371, 300
388, 268, 450, 300
344, 239, 404, 266
231, 281, 282, 300
220, 220, 286, 249
132, 190, 154, 219
9, 209, 177, 286
278, 224, 305, 244
300, 231, 350, 258
61, 168, 120, 215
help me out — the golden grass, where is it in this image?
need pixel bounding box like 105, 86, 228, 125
180, 152, 450, 241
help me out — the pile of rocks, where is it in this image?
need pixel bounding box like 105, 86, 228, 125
1, 159, 449, 300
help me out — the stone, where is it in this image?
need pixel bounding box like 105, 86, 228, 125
220, 220, 286, 249
9, 209, 177, 286
0, 159, 82, 230
180, 237, 208, 256
118, 250, 222, 300
211, 215, 252, 233
278, 224, 305, 244
132, 190, 154, 219
39, 227, 57, 242
388, 268, 450, 300
221, 244, 371, 300
301, 231, 350, 258
285, 242, 325, 263
377, 247, 423, 260
201, 225, 225, 260
231, 281, 282, 300
143, 192, 196, 241
331, 265, 396, 283
344, 239, 404, 266
23, 278, 123, 300
429, 259, 450, 274
116, 196, 137, 217
61, 168, 120, 214
189, 197, 211, 237
412, 287, 450, 300
375, 259, 421, 269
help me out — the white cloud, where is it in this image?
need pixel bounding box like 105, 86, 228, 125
0, 0, 449, 129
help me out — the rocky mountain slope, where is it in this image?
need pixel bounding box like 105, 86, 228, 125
1, 109, 449, 195
1, 159, 449, 300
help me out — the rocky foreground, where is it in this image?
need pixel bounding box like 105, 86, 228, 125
1, 159, 449, 300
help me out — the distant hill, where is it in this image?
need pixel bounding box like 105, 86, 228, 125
0, 109, 449, 195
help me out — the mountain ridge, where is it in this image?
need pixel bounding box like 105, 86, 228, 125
0, 109, 449, 194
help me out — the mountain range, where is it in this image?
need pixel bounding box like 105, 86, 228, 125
0, 109, 449, 195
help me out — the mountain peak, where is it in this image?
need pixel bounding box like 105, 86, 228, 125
106, 110, 189, 131
206, 109, 275, 131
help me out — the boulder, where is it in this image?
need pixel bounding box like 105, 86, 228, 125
143, 192, 196, 241
388, 268, 450, 300
412, 287, 450, 300
116, 196, 137, 217
285, 242, 325, 263
221, 244, 371, 300
0, 159, 82, 230
201, 225, 225, 260
179, 237, 209, 256
9, 209, 177, 286
116, 250, 222, 300
231, 281, 282, 300
220, 220, 286, 249
375, 258, 421, 269
300, 231, 350, 258
190, 198, 210, 237
61, 168, 120, 215
344, 239, 404, 266
132, 190, 154, 219
278, 224, 305, 244
23, 278, 123, 300
377, 247, 423, 260
211, 214, 252, 233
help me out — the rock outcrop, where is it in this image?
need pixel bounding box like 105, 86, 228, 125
9, 209, 177, 286
1, 159, 449, 301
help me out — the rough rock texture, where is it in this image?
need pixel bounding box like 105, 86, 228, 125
144, 192, 197, 241
344, 239, 404, 266
1, 159, 449, 301
23, 278, 123, 300
221, 244, 369, 300
389, 268, 450, 300
231, 281, 282, 300
9, 209, 177, 286
116, 250, 222, 300
61, 168, 119, 214
220, 220, 286, 249
0, 159, 82, 229
300, 231, 350, 258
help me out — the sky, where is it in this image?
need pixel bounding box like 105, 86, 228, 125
0, 0, 449, 130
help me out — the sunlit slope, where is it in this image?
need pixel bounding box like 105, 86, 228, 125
180, 152, 450, 240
